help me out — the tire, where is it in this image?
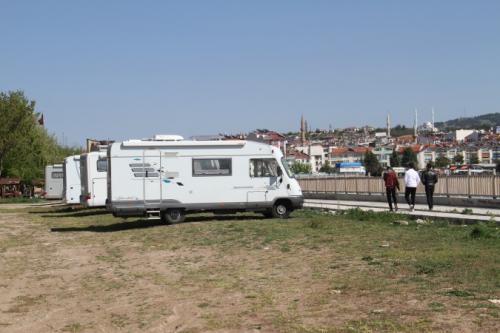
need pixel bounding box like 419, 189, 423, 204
161, 208, 185, 224
272, 201, 291, 219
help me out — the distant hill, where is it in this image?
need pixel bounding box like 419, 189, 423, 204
435, 113, 500, 131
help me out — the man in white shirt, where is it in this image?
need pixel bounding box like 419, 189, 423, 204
404, 162, 420, 211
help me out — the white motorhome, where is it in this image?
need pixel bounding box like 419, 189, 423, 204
63, 155, 81, 204
80, 151, 108, 207
44, 164, 64, 199
107, 135, 303, 223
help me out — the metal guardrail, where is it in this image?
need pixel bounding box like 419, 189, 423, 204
297, 175, 500, 199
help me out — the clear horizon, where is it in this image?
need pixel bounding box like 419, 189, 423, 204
2, 1, 499, 147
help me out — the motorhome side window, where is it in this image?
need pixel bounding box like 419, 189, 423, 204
250, 159, 280, 177
96, 159, 108, 172
51, 172, 63, 179
192, 158, 231, 176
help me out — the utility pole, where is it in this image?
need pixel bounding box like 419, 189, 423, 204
414, 109, 418, 143
300, 115, 305, 144
386, 113, 391, 137
432, 107, 435, 132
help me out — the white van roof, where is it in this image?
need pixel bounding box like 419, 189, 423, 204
122, 140, 246, 148
152, 134, 184, 141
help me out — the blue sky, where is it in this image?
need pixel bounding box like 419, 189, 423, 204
1, 1, 499, 146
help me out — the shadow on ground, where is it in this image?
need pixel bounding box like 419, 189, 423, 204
41, 210, 110, 218
29, 206, 89, 214
51, 219, 164, 232
50, 215, 265, 233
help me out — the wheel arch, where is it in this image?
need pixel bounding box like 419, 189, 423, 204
272, 197, 293, 209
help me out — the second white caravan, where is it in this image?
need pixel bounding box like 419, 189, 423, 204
44, 164, 64, 199
107, 135, 303, 223
80, 151, 108, 207
63, 155, 81, 204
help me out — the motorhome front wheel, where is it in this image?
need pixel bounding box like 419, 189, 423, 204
272, 201, 291, 219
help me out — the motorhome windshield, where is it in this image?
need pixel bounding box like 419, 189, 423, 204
281, 158, 294, 178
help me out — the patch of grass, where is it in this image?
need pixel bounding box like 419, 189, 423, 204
433, 219, 450, 228
414, 259, 452, 275
442, 289, 475, 297
469, 224, 499, 239
201, 312, 242, 331
178, 328, 203, 333
2, 205, 499, 332
276, 317, 433, 333
79, 273, 127, 293
5, 294, 46, 313
336, 208, 398, 223
342, 318, 433, 333
0, 234, 34, 253
61, 322, 84, 332
0, 197, 44, 204
96, 246, 123, 263
461, 208, 474, 215
110, 313, 130, 328
472, 302, 498, 310
298, 208, 329, 218
367, 260, 382, 266
428, 301, 445, 312
307, 219, 330, 229
280, 243, 291, 252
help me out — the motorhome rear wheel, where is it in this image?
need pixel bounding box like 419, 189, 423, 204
161, 209, 186, 224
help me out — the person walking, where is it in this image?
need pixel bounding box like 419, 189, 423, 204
404, 162, 420, 211
383, 166, 400, 211
421, 162, 438, 210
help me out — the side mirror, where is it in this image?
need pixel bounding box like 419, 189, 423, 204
277, 167, 283, 177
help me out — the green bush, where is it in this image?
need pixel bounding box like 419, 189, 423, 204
461, 208, 473, 215
469, 224, 499, 239
338, 208, 397, 223
414, 259, 452, 275
443, 289, 474, 297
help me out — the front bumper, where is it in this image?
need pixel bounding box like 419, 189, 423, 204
289, 195, 304, 209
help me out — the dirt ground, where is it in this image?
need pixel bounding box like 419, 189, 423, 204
0, 204, 498, 333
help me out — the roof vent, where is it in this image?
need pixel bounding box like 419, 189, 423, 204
152, 134, 184, 141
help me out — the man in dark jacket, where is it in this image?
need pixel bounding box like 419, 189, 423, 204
422, 162, 438, 210
383, 166, 400, 211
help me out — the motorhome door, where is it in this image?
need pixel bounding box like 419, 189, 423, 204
247, 158, 281, 204
91, 178, 107, 206
143, 150, 162, 203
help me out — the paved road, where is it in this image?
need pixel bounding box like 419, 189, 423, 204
304, 199, 500, 223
